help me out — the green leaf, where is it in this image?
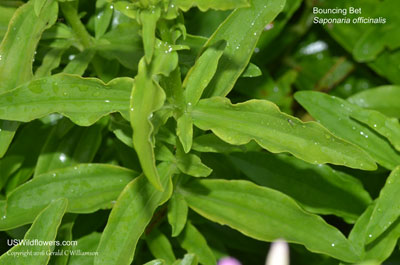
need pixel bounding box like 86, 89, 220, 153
34, 0, 48, 16
241, 63, 262, 78
95, 1, 113, 39
34, 122, 104, 176
365, 167, 400, 243
349, 106, 400, 152
177, 222, 216, 265
172, 254, 198, 265
0, 121, 50, 191
0, 0, 58, 157
174, 0, 249, 11
229, 152, 371, 222
0, 0, 58, 93
130, 42, 178, 190
144, 260, 166, 265
192, 97, 376, 170
177, 113, 193, 153
0, 164, 137, 230
0, 74, 132, 126
348, 86, 400, 119
176, 142, 212, 177
35, 43, 72, 78
349, 204, 400, 263
179, 179, 360, 262
96, 21, 143, 70
48, 214, 76, 265
63, 49, 96, 75
95, 162, 175, 265
191, 134, 246, 153
168, 193, 188, 237
146, 229, 176, 264
183, 40, 226, 105
0, 120, 19, 158
295, 91, 400, 170
0, 198, 67, 265
203, 0, 285, 97
68, 232, 102, 265
140, 8, 161, 63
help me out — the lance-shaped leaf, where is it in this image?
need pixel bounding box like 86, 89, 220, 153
177, 222, 216, 265
179, 179, 360, 263
95, 162, 175, 265
0, 164, 137, 230
146, 229, 176, 264
0, 74, 132, 126
0, 0, 57, 92
0, 198, 67, 265
140, 7, 161, 63
130, 42, 178, 190
191, 97, 376, 170
174, 0, 249, 11
365, 167, 400, 243
177, 41, 226, 152
94, 0, 113, 39
183, 40, 226, 105
349, 106, 400, 152
229, 152, 371, 222
202, 0, 285, 97
348, 85, 400, 119
168, 193, 188, 237
295, 91, 400, 170
0, 0, 58, 157
349, 204, 400, 263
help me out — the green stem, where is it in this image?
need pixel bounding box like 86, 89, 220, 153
60, 2, 92, 49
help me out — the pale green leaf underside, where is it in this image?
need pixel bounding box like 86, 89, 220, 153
0, 74, 132, 126
192, 97, 376, 170
179, 179, 360, 262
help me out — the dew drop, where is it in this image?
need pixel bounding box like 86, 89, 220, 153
130, 107, 134, 111
68, 54, 76, 61
148, 113, 153, 119
105, 100, 110, 103
331, 243, 335, 247
368, 234, 372, 238
1, 215, 6, 220
59, 153, 67, 163
373, 124, 377, 128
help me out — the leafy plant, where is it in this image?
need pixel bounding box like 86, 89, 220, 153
0, 0, 399, 264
